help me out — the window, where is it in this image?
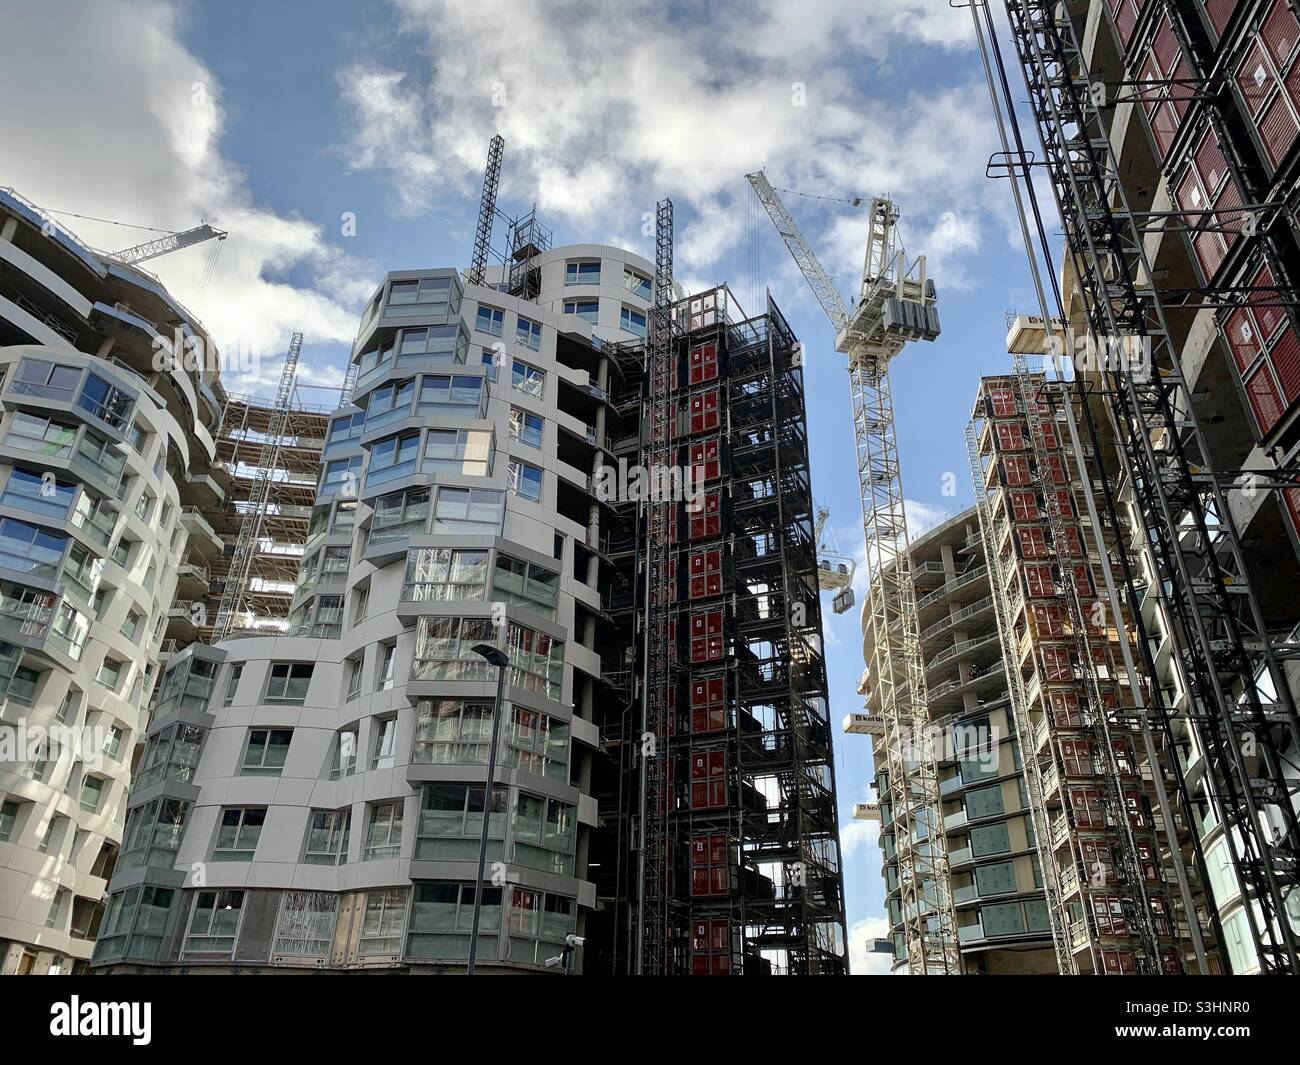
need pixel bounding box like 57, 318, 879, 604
222, 663, 243, 707
0, 468, 75, 519
0, 516, 67, 579
101, 724, 125, 761
79, 775, 106, 813
0, 799, 21, 842
620, 306, 647, 337
563, 299, 599, 322
109, 536, 132, 568
135, 724, 205, 790
565, 260, 600, 285
45, 887, 70, 930
624, 269, 651, 300
388, 276, 451, 312
38, 815, 66, 855
372, 714, 398, 767
491, 554, 559, 618
134, 488, 155, 522
345, 657, 363, 701
397, 324, 464, 361
969, 822, 1011, 857
273, 891, 338, 958
416, 783, 506, 860
370, 486, 430, 543
974, 860, 1017, 897
330, 728, 359, 780
13, 357, 81, 400
422, 428, 492, 476
120, 798, 189, 870
62, 543, 102, 601
9, 665, 40, 707
358, 888, 408, 955
418, 374, 483, 417
403, 547, 488, 602
413, 699, 494, 765
432, 487, 504, 534
183, 890, 244, 957
411, 616, 499, 683
352, 584, 370, 622
319, 456, 361, 500
213, 808, 265, 861
965, 784, 1005, 820
326, 412, 364, 448
511, 359, 544, 398
366, 431, 420, 486
475, 306, 504, 336
516, 317, 541, 350
96, 656, 125, 693
507, 461, 542, 502
364, 378, 416, 431
407, 882, 502, 960
4, 411, 77, 459
241, 729, 293, 776
265, 663, 313, 704
365, 801, 404, 860
508, 408, 543, 449
511, 792, 576, 875
78, 373, 133, 429
120, 609, 143, 641
303, 810, 351, 866
93, 886, 176, 964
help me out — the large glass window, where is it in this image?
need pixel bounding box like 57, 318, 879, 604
358, 889, 409, 955
183, 890, 244, 957
0, 516, 67, 579
511, 792, 576, 875
13, 358, 81, 400
387, 276, 451, 314
240, 729, 293, 776
491, 554, 559, 618
969, 822, 1011, 858
403, 547, 488, 602
120, 798, 190, 870
318, 456, 361, 500
418, 374, 483, 418
4, 412, 77, 459
370, 486, 429, 544
516, 318, 541, 351
398, 324, 463, 361
416, 783, 506, 861
366, 431, 421, 486
511, 360, 544, 398
364, 378, 416, 431
422, 429, 492, 476
563, 299, 599, 323
431, 487, 504, 535
406, 882, 500, 961
506, 888, 576, 965
508, 408, 543, 449
475, 306, 504, 336
620, 306, 647, 337
303, 809, 351, 866
507, 461, 542, 503
412, 699, 493, 765
564, 261, 600, 285
504, 707, 569, 781
0, 468, 76, 519
213, 808, 266, 861
623, 269, 652, 300
265, 663, 313, 704
365, 801, 404, 860
78, 373, 133, 429
73, 429, 126, 488
93, 885, 175, 963
411, 617, 501, 684
325, 412, 364, 448
135, 723, 206, 790
273, 891, 338, 957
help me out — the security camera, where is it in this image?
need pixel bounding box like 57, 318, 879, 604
565, 934, 585, 948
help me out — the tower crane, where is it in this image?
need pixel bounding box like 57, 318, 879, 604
814, 503, 857, 615
746, 171, 957, 974
465, 134, 505, 286
109, 224, 227, 265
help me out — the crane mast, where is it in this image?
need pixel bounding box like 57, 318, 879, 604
747, 172, 958, 974
465, 135, 505, 287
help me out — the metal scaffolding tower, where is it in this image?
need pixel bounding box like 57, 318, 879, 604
636, 198, 677, 975
465, 135, 504, 287
212, 332, 303, 641
747, 172, 958, 973
981, 0, 1300, 972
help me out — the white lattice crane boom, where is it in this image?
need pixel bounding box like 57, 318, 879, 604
109, 224, 227, 265
746, 171, 957, 974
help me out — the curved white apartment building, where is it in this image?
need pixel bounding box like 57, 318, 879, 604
93, 245, 656, 973
0, 186, 226, 973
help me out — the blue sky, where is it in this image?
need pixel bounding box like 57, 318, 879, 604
0, 0, 1046, 971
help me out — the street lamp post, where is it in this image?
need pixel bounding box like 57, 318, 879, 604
467, 642, 509, 976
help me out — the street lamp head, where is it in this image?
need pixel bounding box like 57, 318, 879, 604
471, 643, 509, 668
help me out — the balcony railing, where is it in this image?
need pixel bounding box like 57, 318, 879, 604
916, 565, 988, 610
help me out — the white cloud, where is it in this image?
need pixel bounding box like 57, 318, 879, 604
0, 0, 377, 395
839, 816, 880, 859
335, 0, 1001, 284
848, 915, 895, 975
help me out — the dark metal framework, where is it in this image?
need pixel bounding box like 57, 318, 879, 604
1002, 0, 1300, 973
607, 279, 847, 974
465, 135, 504, 287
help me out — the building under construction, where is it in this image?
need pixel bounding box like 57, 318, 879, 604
969, 0, 1300, 974
591, 282, 848, 976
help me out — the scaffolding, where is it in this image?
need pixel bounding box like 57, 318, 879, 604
608, 279, 847, 975
209, 334, 320, 641
974, 0, 1300, 972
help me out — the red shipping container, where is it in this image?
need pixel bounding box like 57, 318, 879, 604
688, 490, 721, 540
688, 548, 722, 599
690, 750, 727, 809
690, 676, 726, 733
688, 342, 718, 385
